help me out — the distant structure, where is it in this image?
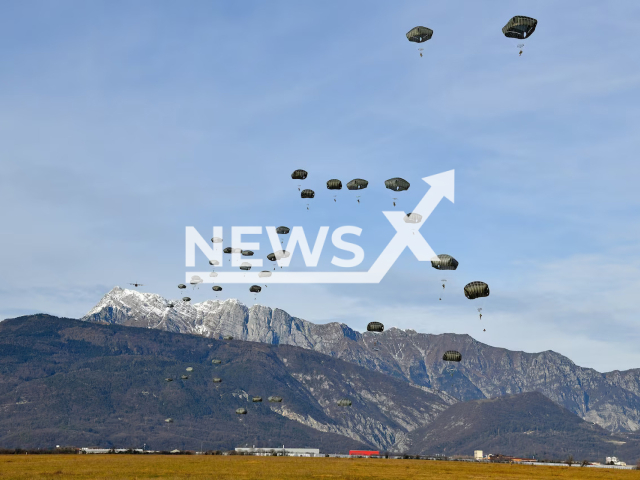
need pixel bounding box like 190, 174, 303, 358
349, 450, 380, 457
606, 456, 627, 466
235, 447, 319, 457
474, 450, 483, 460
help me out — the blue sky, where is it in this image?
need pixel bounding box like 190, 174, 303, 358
1, 1, 639, 371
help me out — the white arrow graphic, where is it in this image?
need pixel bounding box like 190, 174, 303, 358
188, 170, 454, 284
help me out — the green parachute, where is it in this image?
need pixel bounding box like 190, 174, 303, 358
431, 255, 459, 270
406, 26, 433, 43
464, 281, 490, 299
442, 350, 462, 362
367, 321, 384, 333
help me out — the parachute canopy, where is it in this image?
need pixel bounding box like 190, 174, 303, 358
347, 178, 368, 190
268, 396, 283, 403
165, 418, 173, 423
327, 179, 343, 190
502, 16, 537, 39
443, 350, 462, 362
275, 250, 291, 260
385, 178, 410, 191
209, 272, 218, 277
291, 169, 308, 180
276, 226, 290, 235
181, 375, 189, 379
212, 286, 222, 292
367, 321, 384, 333
212, 359, 222, 364
404, 212, 423, 224
406, 26, 433, 43
182, 297, 191, 302
190, 275, 203, 285
211, 237, 223, 244
223, 335, 233, 340
165, 378, 173, 382
223, 247, 232, 254
242, 250, 254, 256
431, 254, 459, 270
178, 284, 186, 289
167, 303, 175, 308
301, 189, 315, 199
267, 253, 277, 262
258, 270, 272, 278
464, 281, 490, 300
212, 377, 222, 383
209, 259, 220, 266
337, 398, 352, 407
186, 367, 193, 372
240, 262, 252, 271
236, 408, 247, 415
252, 396, 263, 402
250, 285, 262, 293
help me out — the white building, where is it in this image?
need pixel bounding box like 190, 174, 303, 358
235, 447, 320, 457
474, 450, 483, 460
605, 456, 626, 466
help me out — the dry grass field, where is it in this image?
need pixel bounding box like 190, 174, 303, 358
0, 455, 637, 480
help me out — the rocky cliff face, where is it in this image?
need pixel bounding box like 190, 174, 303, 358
83, 287, 640, 433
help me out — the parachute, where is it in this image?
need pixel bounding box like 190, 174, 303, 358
209, 260, 220, 266
211, 237, 223, 244
178, 284, 186, 289
327, 179, 342, 190
165, 378, 173, 382
209, 272, 218, 277
267, 253, 277, 262
165, 418, 174, 423
275, 250, 291, 260
258, 270, 272, 278
236, 408, 247, 415
276, 226, 290, 235
442, 350, 462, 362
404, 212, 423, 224
242, 250, 254, 256
337, 399, 352, 407
250, 285, 262, 293
240, 262, 252, 271
464, 281, 490, 299
223, 335, 233, 340
406, 26, 433, 43
431, 255, 459, 270
268, 396, 283, 403
212, 377, 222, 383
385, 178, 410, 191
182, 297, 191, 302
212, 359, 222, 364
252, 396, 263, 402
190, 275, 203, 287
181, 375, 189, 380
223, 247, 232, 254
291, 169, 308, 180
502, 16, 537, 39
186, 367, 193, 372
347, 178, 368, 190
367, 321, 384, 333
212, 286, 222, 292
166, 303, 175, 308
301, 189, 315, 199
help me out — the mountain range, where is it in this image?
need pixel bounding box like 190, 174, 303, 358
82, 287, 640, 434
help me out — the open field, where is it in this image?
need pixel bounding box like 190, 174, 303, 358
0, 456, 638, 480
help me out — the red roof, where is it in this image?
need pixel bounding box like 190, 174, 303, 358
349, 450, 379, 456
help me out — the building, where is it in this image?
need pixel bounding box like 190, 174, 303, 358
235, 447, 320, 457
605, 456, 627, 466
474, 450, 483, 460
349, 450, 380, 457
